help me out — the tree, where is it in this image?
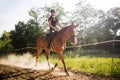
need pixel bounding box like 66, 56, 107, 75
73, 0, 99, 44
73, 0, 120, 45
10, 21, 27, 49
29, 8, 40, 23
10, 19, 44, 49
105, 7, 120, 38
0, 31, 13, 52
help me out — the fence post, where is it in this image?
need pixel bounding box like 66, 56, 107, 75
111, 36, 115, 76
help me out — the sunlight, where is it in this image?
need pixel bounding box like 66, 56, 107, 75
51, 0, 79, 11
86, 0, 120, 11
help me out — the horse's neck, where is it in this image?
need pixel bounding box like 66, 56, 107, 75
58, 27, 70, 44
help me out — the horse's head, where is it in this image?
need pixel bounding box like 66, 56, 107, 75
69, 23, 79, 45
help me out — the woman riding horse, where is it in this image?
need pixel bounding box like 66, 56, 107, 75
47, 9, 63, 48
36, 23, 79, 76
35, 9, 79, 76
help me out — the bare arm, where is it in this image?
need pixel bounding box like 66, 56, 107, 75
48, 20, 57, 31
57, 21, 62, 28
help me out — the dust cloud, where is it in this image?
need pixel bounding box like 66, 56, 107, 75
0, 53, 54, 70
0, 53, 74, 76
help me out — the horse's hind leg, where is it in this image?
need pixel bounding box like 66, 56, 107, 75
35, 43, 42, 66
45, 51, 51, 70
52, 53, 60, 71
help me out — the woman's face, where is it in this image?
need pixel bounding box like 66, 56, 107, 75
51, 12, 55, 16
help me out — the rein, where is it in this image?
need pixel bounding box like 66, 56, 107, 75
69, 28, 77, 39
71, 35, 77, 38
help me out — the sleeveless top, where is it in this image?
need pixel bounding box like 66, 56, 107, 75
48, 16, 58, 28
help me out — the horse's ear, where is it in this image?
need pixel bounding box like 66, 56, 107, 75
75, 24, 79, 28
71, 22, 74, 26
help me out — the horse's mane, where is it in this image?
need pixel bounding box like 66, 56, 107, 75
59, 25, 70, 33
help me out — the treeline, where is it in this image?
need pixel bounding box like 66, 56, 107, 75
0, 20, 44, 53
0, 0, 120, 53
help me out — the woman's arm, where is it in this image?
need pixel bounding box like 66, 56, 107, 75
57, 21, 62, 28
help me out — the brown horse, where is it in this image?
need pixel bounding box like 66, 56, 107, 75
35, 23, 79, 76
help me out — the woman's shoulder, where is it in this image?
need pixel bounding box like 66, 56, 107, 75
48, 16, 52, 20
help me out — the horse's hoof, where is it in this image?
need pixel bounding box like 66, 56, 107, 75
66, 73, 70, 76
52, 67, 54, 71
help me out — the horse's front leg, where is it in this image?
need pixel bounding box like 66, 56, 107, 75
52, 59, 60, 71
59, 52, 69, 76
52, 51, 69, 76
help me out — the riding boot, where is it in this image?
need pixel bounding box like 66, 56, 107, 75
47, 34, 53, 49
47, 37, 52, 49
47, 31, 58, 49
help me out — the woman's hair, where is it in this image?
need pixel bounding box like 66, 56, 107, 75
51, 9, 55, 13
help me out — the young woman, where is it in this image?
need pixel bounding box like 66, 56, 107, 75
47, 9, 62, 48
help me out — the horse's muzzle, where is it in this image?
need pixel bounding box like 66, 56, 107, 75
71, 37, 77, 45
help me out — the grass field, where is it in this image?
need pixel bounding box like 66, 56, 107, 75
0, 49, 120, 77
51, 57, 120, 77
38, 50, 120, 77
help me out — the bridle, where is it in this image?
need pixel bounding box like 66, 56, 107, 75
60, 26, 77, 40
69, 28, 77, 39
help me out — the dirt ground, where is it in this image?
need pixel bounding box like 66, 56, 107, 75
0, 64, 120, 80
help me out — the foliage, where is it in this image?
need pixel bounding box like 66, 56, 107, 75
29, 8, 40, 23
0, 31, 13, 52
73, 0, 120, 45
10, 19, 44, 49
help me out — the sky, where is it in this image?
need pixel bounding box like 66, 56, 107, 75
0, 0, 120, 36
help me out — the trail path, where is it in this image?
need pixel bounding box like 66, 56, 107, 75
0, 64, 119, 80
0, 53, 119, 80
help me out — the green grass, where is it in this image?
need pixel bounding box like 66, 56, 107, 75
38, 54, 120, 77
1, 49, 119, 77
59, 57, 120, 76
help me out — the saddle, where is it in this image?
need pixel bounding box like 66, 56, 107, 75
45, 31, 58, 45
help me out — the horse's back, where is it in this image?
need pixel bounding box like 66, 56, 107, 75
37, 35, 48, 47
37, 35, 45, 41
